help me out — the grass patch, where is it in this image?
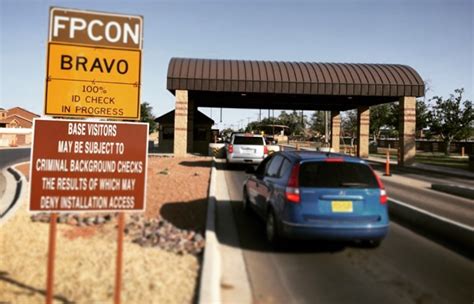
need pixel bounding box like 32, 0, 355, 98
415, 153, 469, 170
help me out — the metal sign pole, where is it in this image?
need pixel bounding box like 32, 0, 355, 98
46, 213, 58, 304
114, 213, 126, 304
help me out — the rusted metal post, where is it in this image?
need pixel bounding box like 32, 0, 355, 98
46, 213, 58, 304
461, 146, 465, 157
296, 143, 300, 151
114, 213, 125, 304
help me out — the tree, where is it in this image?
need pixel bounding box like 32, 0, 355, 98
140, 102, 156, 134
370, 104, 391, 144
428, 88, 473, 155
279, 110, 307, 136
341, 110, 358, 146
310, 111, 325, 136
245, 117, 274, 133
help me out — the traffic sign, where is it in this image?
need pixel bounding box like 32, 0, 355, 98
45, 43, 141, 118
49, 7, 143, 49
45, 7, 143, 119
29, 118, 148, 212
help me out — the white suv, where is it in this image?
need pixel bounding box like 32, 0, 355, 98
226, 134, 268, 165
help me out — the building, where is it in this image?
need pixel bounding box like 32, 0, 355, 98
0, 107, 40, 128
155, 109, 214, 155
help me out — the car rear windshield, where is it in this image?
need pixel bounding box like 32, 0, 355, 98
299, 161, 378, 188
233, 136, 264, 145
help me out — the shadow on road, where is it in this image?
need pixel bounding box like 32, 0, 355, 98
215, 199, 347, 254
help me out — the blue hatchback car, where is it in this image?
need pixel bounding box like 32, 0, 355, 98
243, 151, 389, 247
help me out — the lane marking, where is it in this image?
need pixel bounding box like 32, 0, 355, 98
389, 197, 474, 232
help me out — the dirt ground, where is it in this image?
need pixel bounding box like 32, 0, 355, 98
0, 156, 211, 303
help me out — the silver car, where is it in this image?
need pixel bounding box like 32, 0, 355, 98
226, 134, 268, 165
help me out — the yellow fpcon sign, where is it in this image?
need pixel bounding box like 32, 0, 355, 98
44, 7, 143, 119
45, 43, 141, 118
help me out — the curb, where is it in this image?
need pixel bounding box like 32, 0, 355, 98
431, 184, 474, 200
389, 198, 474, 259
0, 164, 27, 226
198, 158, 221, 304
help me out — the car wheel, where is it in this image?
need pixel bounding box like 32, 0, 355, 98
266, 210, 280, 246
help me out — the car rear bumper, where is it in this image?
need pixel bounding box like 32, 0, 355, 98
280, 220, 389, 241
227, 156, 265, 164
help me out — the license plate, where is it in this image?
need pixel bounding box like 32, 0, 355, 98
331, 201, 353, 213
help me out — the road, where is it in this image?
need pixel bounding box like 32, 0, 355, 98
0, 148, 30, 220
0, 148, 31, 169
219, 163, 474, 304
371, 162, 474, 227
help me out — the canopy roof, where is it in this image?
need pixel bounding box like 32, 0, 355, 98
167, 58, 424, 111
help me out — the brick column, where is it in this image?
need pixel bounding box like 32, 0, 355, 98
187, 101, 195, 154
174, 90, 189, 157
330, 111, 341, 153
357, 106, 370, 158
399, 96, 416, 166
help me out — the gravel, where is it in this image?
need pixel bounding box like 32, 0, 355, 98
30, 212, 205, 255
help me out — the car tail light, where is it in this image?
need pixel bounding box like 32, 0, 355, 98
380, 189, 388, 204
264, 146, 268, 155
325, 157, 344, 162
285, 163, 300, 203
372, 168, 388, 205
228, 144, 233, 154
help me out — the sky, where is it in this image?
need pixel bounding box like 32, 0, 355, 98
1, 0, 473, 130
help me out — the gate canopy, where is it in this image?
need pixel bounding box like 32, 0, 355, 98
167, 58, 424, 111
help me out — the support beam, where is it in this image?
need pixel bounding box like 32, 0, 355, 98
357, 106, 370, 158
174, 90, 189, 157
399, 96, 416, 166
330, 111, 341, 153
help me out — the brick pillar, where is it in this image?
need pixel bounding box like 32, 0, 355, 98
187, 101, 195, 154
399, 96, 416, 166
357, 106, 370, 158
174, 90, 189, 157
330, 111, 341, 153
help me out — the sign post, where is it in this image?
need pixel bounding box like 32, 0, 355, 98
33, 7, 144, 303
46, 213, 58, 304
114, 213, 125, 304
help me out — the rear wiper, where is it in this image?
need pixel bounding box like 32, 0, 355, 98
339, 182, 369, 187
